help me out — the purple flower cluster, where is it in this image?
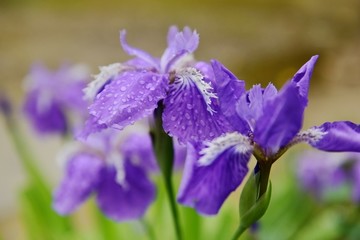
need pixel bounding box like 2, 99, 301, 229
29, 25, 360, 221
23, 63, 89, 135
79, 26, 360, 216
297, 151, 360, 202
53, 129, 186, 221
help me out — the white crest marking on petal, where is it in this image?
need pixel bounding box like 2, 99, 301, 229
198, 132, 252, 166
108, 150, 127, 188
83, 63, 128, 101
174, 67, 217, 114
298, 127, 327, 144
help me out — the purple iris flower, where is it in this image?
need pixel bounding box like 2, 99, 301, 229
53, 130, 157, 221
178, 55, 360, 215
81, 26, 231, 143
23, 63, 89, 135
297, 151, 360, 202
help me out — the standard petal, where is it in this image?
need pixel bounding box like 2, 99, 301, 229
177, 134, 252, 215
254, 82, 304, 154
119, 30, 159, 69
23, 91, 67, 135
161, 27, 200, 72
96, 160, 156, 221
88, 70, 167, 130
163, 68, 232, 143
121, 133, 158, 172
53, 153, 104, 215
301, 121, 360, 152
291, 55, 318, 105
211, 60, 249, 134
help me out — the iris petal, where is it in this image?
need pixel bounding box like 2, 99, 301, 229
177, 140, 251, 215
121, 133, 158, 172
161, 27, 200, 73
254, 82, 304, 154
96, 161, 156, 221
211, 60, 248, 133
291, 55, 318, 105
120, 30, 159, 69
23, 90, 67, 135
163, 68, 231, 143
303, 121, 360, 152
53, 153, 104, 215
88, 70, 167, 131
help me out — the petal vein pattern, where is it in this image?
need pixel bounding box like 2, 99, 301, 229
163, 68, 231, 143
174, 68, 217, 114
198, 132, 252, 166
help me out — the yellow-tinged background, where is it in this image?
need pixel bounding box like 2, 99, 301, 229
0, 0, 359, 239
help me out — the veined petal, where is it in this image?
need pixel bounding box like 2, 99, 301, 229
96, 160, 156, 221
88, 70, 167, 130
177, 134, 252, 215
53, 153, 104, 215
291, 55, 318, 105
254, 82, 304, 154
163, 67, 231, 143
211, 60, 249, 133
120, 30, 159, 69
300, 121, 360, 152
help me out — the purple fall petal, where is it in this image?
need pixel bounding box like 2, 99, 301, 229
23, 91, 67, 135
178, 143, 251, 215
53, 153, 104, 215
305, 121, 360, 152
254, 82, 304, 154
291, 55, 318, 105
88, 70, 167, 130
163, 68, 231, 143
96, 161, 156, 221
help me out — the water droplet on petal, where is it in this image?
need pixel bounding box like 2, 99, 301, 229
186, 104, 193, 110
120, 86, 127, 91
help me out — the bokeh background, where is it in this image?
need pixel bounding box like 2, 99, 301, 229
0, 0, 359, 239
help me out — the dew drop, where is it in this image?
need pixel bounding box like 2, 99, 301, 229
120, 86, 127, 91
186, 104, 193, 110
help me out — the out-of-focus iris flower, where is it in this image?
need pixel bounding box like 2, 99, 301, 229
53, 130, 186, 221
23, 63, 89, 135
81, 26, 230, 143
297, 151, 360, 202
178, 56, 360, 215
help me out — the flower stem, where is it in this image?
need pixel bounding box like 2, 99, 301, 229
150, 101, 182, 240
258, 162, 272, 198
230, 224, 247, 240
3, 111, 49, 196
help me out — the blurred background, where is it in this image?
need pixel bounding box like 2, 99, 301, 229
0, 0, 359, 239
